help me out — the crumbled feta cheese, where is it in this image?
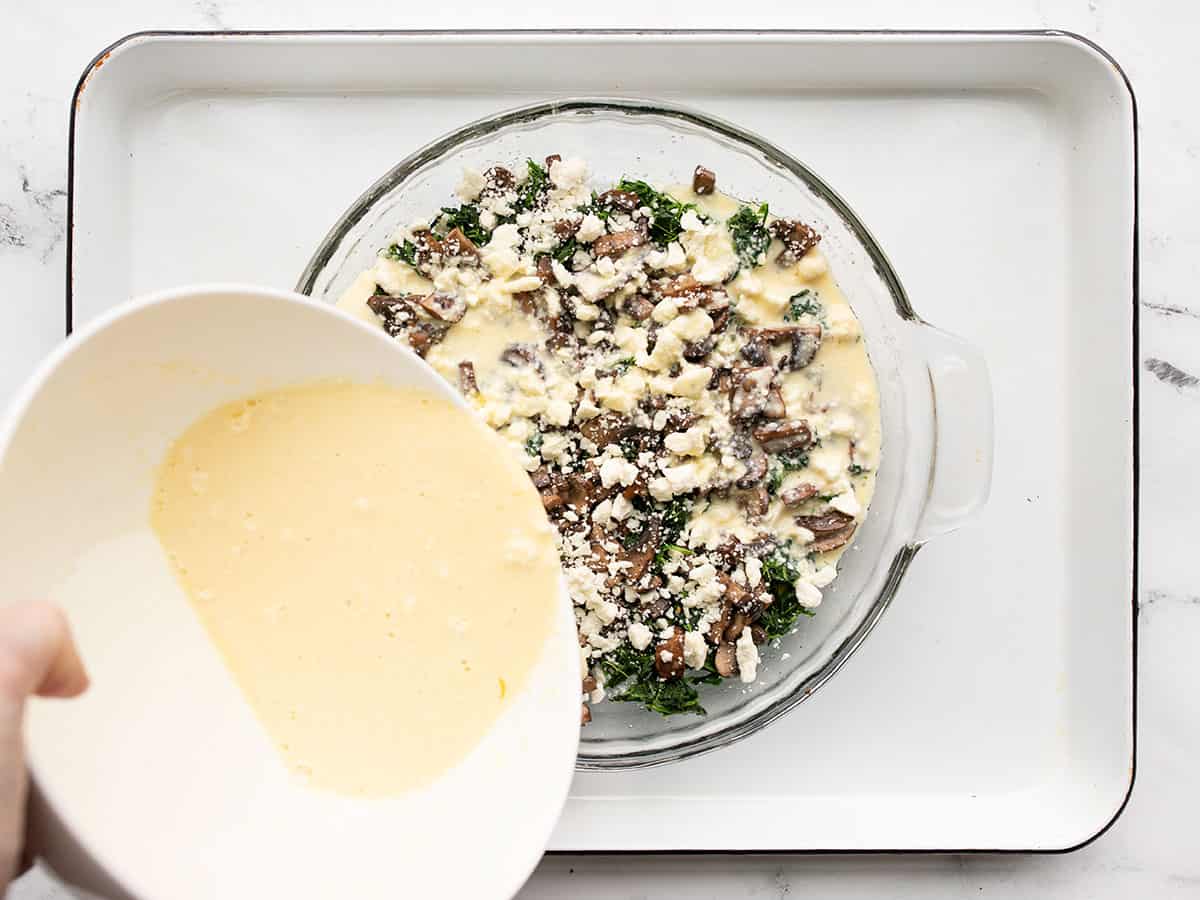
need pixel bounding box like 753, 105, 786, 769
627, 622, 653, 651
664, 425, 707, 457
576, 212, 606, 243
610, 493, 634, 521
670, 365, 713, 400
599, 457, 639, 488
794, 580, 823, 609
549, 156, 588, 189
744, 556, 763, 589
652, 297, 680, 324
455, 167, 486, 202
683, 631, 708, 669
829, 491, 861, 517
808, 565, 838, 588
735, 627, 759, 683
796, 250, 829, 281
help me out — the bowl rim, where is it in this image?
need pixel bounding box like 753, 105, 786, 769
295, 97, 925, 770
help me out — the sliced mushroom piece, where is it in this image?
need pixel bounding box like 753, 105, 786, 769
512, 292, 538, 316
553, 217, 580, 239
692, 165, 716, 195
442, 227, 479, 259
415, 292, 467, 323
581, 703, 592, 725
683, 337, 714, 363
769, 218, 822, 265
735, 449, 768, 489
728, 430, 754, 461
724, 609, 750, 643
709, 305, 732, 334
483, 165, 515, 191
619, 519, 661, 583
782, 326, 822, 371
762, 386, 787, 420
809, 524, 856, 553
750, 624, 767, 645
500, 343, 541, 369
593, 230, 646, 259
752, 420, 813, 454
714, 641, 738, 678
596, 188, 641, 212
739, 336, 769, 367
730, 367, 775, 420
796, 509, 856, 534
406, 322, 449, 358
780, 482, 819, 506
654, 626, 686, 680
410, 231, 444, 266
737, 485, 770, 520
366, 293, 419, 338
624, 293, 655, 322
581, 674, 597, 694
535, 254, 555, 286
457, 360, 478, 396
579, 413, 636, 448
544, 153, 562, 170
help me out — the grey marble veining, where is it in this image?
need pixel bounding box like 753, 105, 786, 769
1, 1, 1197, 898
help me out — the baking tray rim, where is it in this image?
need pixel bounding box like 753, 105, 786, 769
63, 27, 1139, 856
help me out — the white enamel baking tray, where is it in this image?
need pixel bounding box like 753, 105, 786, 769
66, 30, 1137, 853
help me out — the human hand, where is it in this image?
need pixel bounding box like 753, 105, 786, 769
0, 603, 88, 891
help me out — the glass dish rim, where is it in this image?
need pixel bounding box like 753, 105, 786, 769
295, 96, 927, 770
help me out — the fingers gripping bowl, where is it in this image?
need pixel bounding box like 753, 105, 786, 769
299, 99, 994, 769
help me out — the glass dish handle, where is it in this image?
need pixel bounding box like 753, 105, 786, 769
911, 323, 994, 544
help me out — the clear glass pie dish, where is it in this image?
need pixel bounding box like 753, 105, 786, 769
296, 98, 994, 771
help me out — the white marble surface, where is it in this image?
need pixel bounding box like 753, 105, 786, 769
1, 1, 1196, 898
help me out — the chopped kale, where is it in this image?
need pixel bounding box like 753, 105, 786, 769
614, 178, 697, 246
612, 672, 706, 716
759, 546, 816, 639
690, 650, 724, 686
611, 355, 637, 374
849, 463, 867, 476
598, 644, 654, 689
784, 289, 822, 321
551, 236, 579, 266
582, 191, 613, 221
525, 431, 543, 457
436, 204, 489, 245
384, 240, 419, 268
765, 450, 811, 495
515, 158, 550, 212
727, 202, 771, 269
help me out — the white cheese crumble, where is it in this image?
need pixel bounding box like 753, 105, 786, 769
735, 627, 759, 683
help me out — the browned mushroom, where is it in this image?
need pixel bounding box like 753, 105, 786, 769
692, 165, 716, 195
656, 274, 713, 304
579, 413, 636, 448
654, 626, 686, 680
457, 361, 478, 396
709, 305, 732, 334
730, 367, 775, 420
410, 231, 444, 266
737, 486, 770, 520
553, 217, 580, 239
581, 674, 597, 694
483, 166, 515, 191
750, 624, 767, 645
796, 510, 856, 534
536, 254, 555, 285
809, 525, 856, 553
366, 293, 419, 338
406, 322, 448, 359
581, 703, 592, 725
714, 641, 738, 678
593, 230, 645, 259
770, 218, 822, 265
500, 343, 541, 369
735, 448, 768, 489
415, 292, 466, 323
762, 386, 787, 419
780, 482, 819, 506
596, 189, 641, 212
512, 292, 538, 316
624, 293, 655, 321
544, 153, 562, 170
781, 326, 822, 371
442, 227, 479, 259
752, 420, 813, 454
619, 519, 661, 583
683, 337, 714, 363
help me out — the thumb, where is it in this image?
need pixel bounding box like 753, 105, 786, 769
0, 603, 89, 702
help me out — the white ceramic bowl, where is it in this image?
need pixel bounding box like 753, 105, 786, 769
0, 285, 580, 900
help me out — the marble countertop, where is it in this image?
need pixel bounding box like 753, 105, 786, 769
2, 1, 1196, 898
